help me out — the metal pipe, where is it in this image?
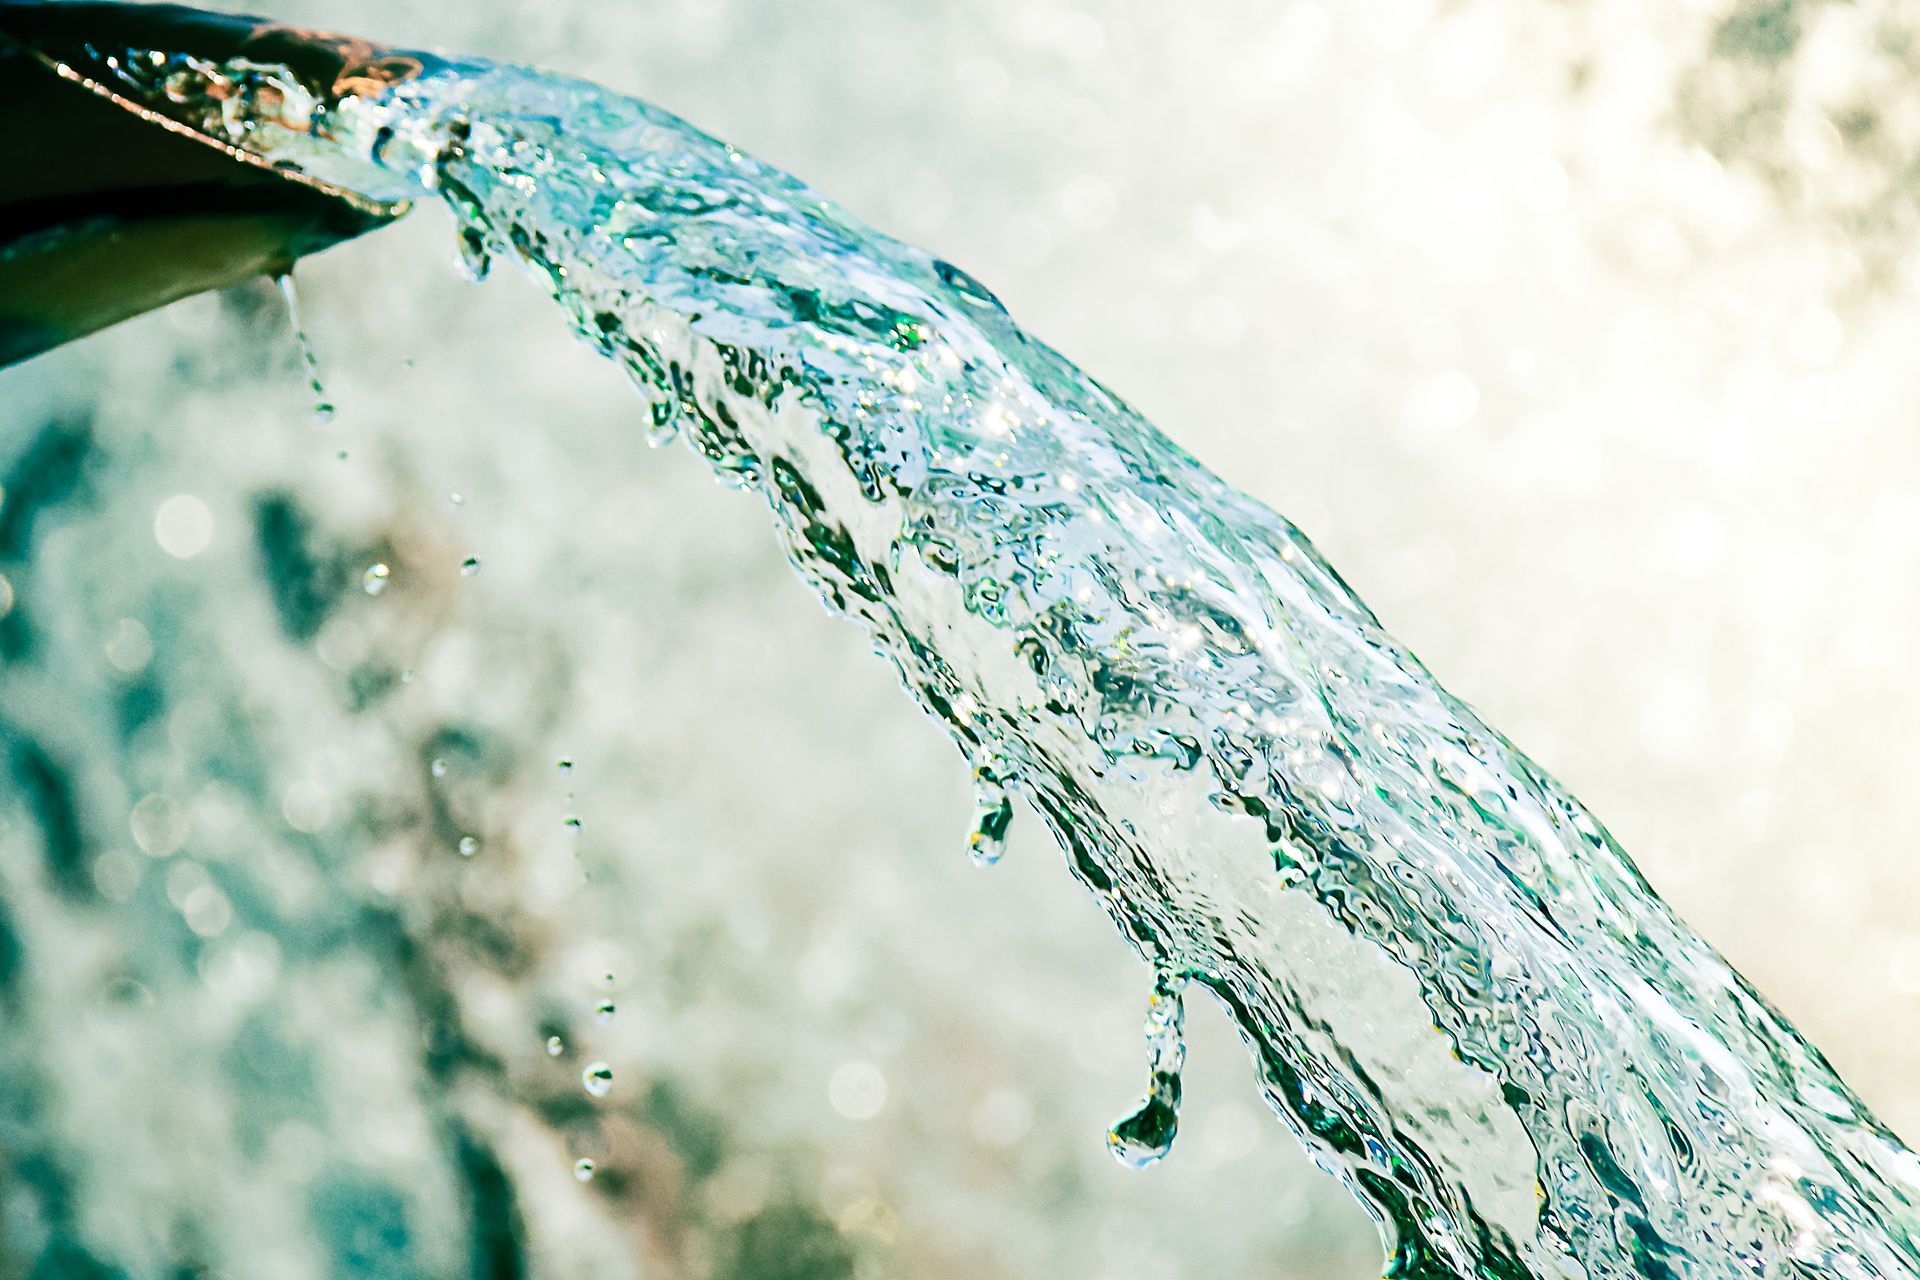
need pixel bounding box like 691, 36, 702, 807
0, 2, 423, 367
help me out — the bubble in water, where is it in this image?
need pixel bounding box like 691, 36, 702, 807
582, 1062, 614, 1097
362, 563, 391, 596
430, 757, 448, 778
546, 1035, 564, 1057
594, 999, 615, 1024
460, 556, 481, 577
458, 835, 480, 857
967, 762, 1015, 867
1107, 975, 1187, 1170
573, 1158, 596, 1183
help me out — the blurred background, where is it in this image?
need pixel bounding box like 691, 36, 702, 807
4, 0, 1920, 1276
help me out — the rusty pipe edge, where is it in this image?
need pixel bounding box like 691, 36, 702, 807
0, 1, 435, 368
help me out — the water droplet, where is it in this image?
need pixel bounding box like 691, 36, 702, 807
602, 971, 616, 987
582, 1062, 614, 1097
460, 556, 481, 577
1107, 975, 1187, 1170
458, 835, 480, 857
967, 762, 1015, 867
400, 669, 416, 684
557, 757, 574, 773
546, 1035, 564, 1056
450, 492, 465, 507
594, 999, 615, 1024
573, 1157, 596, 1183
362, 563, 391, 596
430, 758, 448, 779
564, 815, 583, 831
455, 226, 494, 283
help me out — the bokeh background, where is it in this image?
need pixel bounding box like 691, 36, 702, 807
5, 0, 1920, 1276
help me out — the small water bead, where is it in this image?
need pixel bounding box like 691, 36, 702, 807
430, 757, 449, 778
557, 757, 573, 773
450, 492, 465, 507
594, 999, 615, 1024
458, 835, 480, 857
362, 563, 391, 595
460, 556, 482, 577
564, 815, 583, 831
1107, 975, 1188, 1170
546, 1035, 564, 1057
573, 1158, 596, 1183
967, 763, 1015, 868
582, 1062, 614, 1097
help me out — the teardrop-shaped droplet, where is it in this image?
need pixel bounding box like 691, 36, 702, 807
582, 1062, 614, 1097
455, 226, 494, 283
545, 1035, 564, 1057
594, 999, 615, 1024
644, 395, 682, 449
1107, 974, 1187, 1170
573, 1157, 596, 1183
458, 835, 480, 857
460, 556, 481, 577
967, 761, 1014, 867
363, 563, 391, 596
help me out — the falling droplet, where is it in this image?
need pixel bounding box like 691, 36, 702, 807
1107, 974, 1187, 1170
460, 556, 481, 577
275, 272, 335, 422
557, 757, 574, 773
546, 1035, 564, 1057
400, 669, 416, 684
582, 1062, 614, 1097
450, 492, 465, 507
967, 761, 1015, 868
430, 757, 449, 779
594, 999, 615, 1024
458, 835, 480, 857
363, 563, 391, 596
573, 1157, 596, 1183
645, 399, 681, 449
602, 971, 616, 987
455, 226, 494, 283
564, 815, 583, 831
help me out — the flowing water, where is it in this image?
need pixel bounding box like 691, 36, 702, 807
66, 42, 1920, 1280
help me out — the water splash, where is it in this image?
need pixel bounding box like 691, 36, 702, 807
122, 43, 1920, 1280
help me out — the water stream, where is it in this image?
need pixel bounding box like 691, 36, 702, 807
74, 42, 1920, 1280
